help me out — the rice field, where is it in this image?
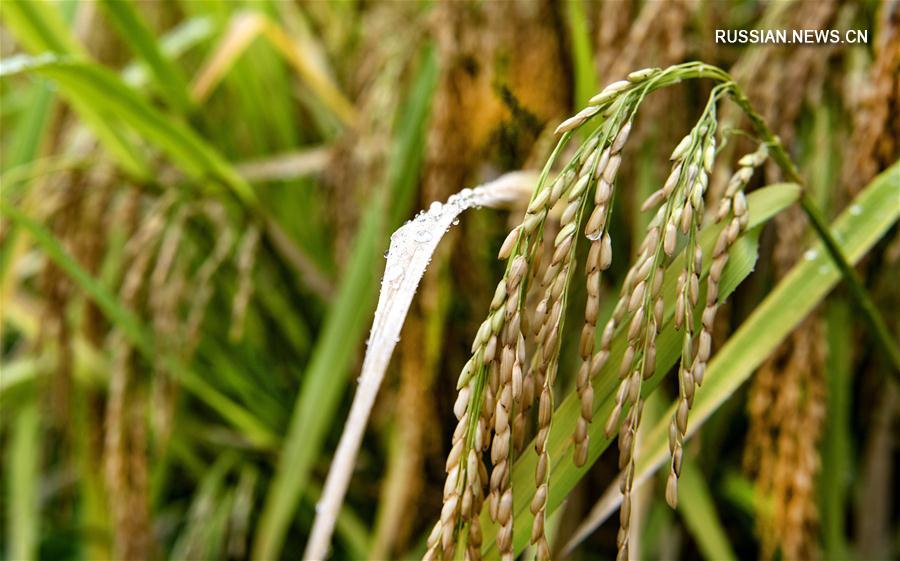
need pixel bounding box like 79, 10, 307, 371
0, 1, 898, 560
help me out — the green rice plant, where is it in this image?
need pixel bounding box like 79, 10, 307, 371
1, 3, 897, 560
308, 62, 899, 561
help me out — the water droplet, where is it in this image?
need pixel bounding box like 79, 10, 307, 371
315, 501, 322, 513
586, 231, 602, 241
452, 218, 460, 226
850, 204, 862, 216
384, 263, 403, 282
803, 249, 817, 261
429, 201, 443, 213
414, 229, 432, 243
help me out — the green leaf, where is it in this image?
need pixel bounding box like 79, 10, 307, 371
98, 0, 193, 113
122, 17, 214, 87
6, 404, 40, 561
251, 44, 439, 561
0, 0, 150, 177
481, 181, 801, 557
565, 0, 596, 109
1, 55, 254, 204
0, 0, 85, 56
1, 204, 150, 352
170, 453, 237, 561
822, 299, 853, 559
677, 457, 738, 561
0, 78, 55, 292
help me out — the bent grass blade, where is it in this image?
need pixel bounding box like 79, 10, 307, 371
305, 172, 536, 560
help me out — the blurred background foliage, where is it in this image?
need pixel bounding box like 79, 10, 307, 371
0, 0, 897, 560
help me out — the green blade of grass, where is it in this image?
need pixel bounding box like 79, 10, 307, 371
122, 16, 214, 87
822, 299, 853, 560
6, 403, 40, 561
251, 44, 438, 561
565, 0, 597, 109
0, 0, 85, 56
98, 0, 193, 113
0, 204, 149, 351
0, 55, 254, 205
4, 82, 54, 173
481, 182, 801, 557
0, 79, 56, 298
0, 0, 150, 178
677, 457, 738, 561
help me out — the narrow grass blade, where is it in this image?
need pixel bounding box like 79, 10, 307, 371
0, 0, 85, 56
822, 299, 853, 559
4, 82, 54, 173
122, 16, 214, 87
0, 1, 150, 178
1, 204, 149, 351
6, 404, 40, 561
0, 78, 56, 302
98, 0, 192, 113
170, 454, 237, 561
565, 0, 597, 109
677, 457, 738, 561
305, 173, 535, 561
259, 18, 357, 126
1, 55, 255, 204
252, 45, 438, 561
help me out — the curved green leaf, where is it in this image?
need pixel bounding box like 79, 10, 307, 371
98, 0, 193, 113
1, 55, 255, 204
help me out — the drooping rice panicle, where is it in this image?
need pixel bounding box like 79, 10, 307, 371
423, 63, 808, 561
572, 120, 630, 468
603, 85, 733, 560
530, 85, 650, 559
